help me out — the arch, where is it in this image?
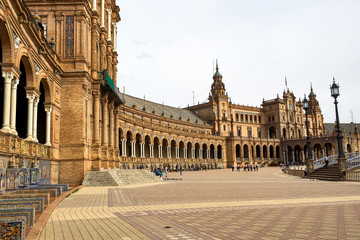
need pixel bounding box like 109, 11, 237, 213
256, 145, 261, 159
144, 135, 151, 158
187, 142, 192, 159
313, 143, 322, 159
126, 130, 133, 157
118, 128, 123, 156
135, 133, 142, 157
0, 20, 15, 63
294, 145, 302, 163
154, 137, 160, 158
235, 113, 239, 122
324, 142, 333, 156
282, 128, 287, 139
298, 129, 301, 138
37, 73, 52, 102
235, 144, 241, 158
202, 143, 208, 159
217, 145, 222, 159
171, 139, 177, 159
251, 145, 255, 159
37, 80, 48, 143
262, 145, 267, 159
286, 146, 293, 164
275, 145, 280, 159
240, 114, 244, 122
254, 115, 257, 123
347, 144, 352, 153
269, 145, 274, 159
250, 115, 253, 123
245, 115, 248, 122
195, 143, 200, 159
269, 126, 276, 138
16, 50, 35, 87
179, 141, 185, 158
243, 144, 249, 159
210, 144, 215, 159
162, 138, 168, 158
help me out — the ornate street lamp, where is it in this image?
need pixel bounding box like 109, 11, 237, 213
302, 95, 313, 161
330, 78, 345, 159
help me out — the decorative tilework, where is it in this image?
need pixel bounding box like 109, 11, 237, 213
65, 15, 74, 57
6, 169, 19, 190
0, 207, 35, 227
0, 197, 45, 213
38, 160, 50, 185
0, 216, 25, 240
18, 168, 30, 188
30, 168, 39, 186
1, 193, 50, 207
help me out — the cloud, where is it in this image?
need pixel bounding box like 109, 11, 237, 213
136, 52, 153, 59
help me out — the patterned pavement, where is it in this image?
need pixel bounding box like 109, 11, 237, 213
39, 168, 360, 240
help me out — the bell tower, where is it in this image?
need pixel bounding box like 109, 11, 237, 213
308, 84, 325, 136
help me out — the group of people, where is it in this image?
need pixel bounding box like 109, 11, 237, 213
231, 164, 260, 172
151, 165, 183, 179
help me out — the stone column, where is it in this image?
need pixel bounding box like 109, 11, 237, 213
26, 94, 34, 141
10, 78, 19, 135
131, 141, 136, 157
207, 149, 210, 159
192, 148, 195, 159
109, 101, 114, 148
167, 146, 171, 158
101, 94, 108, 146
100, 0, 105, 27
150, 144, 154, 158
93, 90, 100, 145
45, 106, 52, 146
32, 97, 39, 142
214, 150, 218, 159
92, 0, 97, 11
1, 72, 13, 133
199, 149, 203, 159
222, 150, 225, 159
260, 146, 264, 160
91, 15, 99, 79
184, 148, 187, 159
113, 23, 117, 50
121, 139, 126, 156
158, 145, 162, 158
114, 109, 118, 149
176, 147, 179, 159
107, 9, 112, 41
141, 143, 145, 158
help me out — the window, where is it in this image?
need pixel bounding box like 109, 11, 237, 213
245, 115, 248, 122
237, 126, 241, 136
268, 116, 271, 122
241, 114, 244, 122
223, 125, 226, 131
250, 115, 253, 123
257, 127, 261, 138
222, 111, 226, 118
235, 114, 239, 122
272, 116, 275, 121
254, 116, 257, 123
247, 127, 252, 137
258, 116, 261, 123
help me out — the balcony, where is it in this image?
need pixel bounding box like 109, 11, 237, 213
101, 70, 124, 103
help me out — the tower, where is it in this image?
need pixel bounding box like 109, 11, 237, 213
308, 84, 325, 136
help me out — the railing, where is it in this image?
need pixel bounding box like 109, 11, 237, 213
347, 152, 360, 159
313, 155, 337, 170
346, 153, 360, 170
346, 171, 360, 181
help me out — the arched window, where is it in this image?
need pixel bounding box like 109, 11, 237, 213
254, 116, 257, 123
250, 115, 253, 123
235, 113, 239, 122
241, 114, 244, 122
245, 115, 248, 122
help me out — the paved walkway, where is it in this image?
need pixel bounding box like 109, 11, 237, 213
39, 168, 360, 240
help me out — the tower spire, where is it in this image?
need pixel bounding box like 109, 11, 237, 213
216, 59, 219, 72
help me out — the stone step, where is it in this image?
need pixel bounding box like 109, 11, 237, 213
82, 169, 162, 186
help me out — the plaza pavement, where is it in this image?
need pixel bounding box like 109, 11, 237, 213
38, 167, 360, 240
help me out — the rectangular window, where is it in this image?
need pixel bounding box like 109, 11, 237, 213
237, 126, 241, 136
223, 125, 226, 131
247, 127, 252, 137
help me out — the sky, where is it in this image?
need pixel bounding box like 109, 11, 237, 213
116, 0, 360, 123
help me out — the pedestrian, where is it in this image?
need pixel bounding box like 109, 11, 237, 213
232, 164, 234, 171
180, 165, 183, 176
165, 166, 168, 178
324, 155, 329, 168
250, 164, 253, 171
256, 164, 258, 171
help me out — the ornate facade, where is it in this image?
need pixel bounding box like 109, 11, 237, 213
0, 0, 358, 186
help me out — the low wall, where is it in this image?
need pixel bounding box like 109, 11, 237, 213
345, 171, 360, 181
284, 168, 305, 177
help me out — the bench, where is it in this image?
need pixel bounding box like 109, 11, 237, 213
11, 188, 57, 199
1, 193, 50, 206
0, 207, 35, 227
29, 185, 63, 196
0, 197, 45, 212
39, 184, 69, 192
0, 216, 26, 240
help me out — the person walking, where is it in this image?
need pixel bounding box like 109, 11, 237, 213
255, 164, 258, 171
165, 166, 168, 178
324, 155, 329, 168
232, 164, 235, 171
180, 166, 182, 176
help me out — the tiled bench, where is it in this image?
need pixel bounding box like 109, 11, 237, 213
0, 207, 35, 227
12, 188, 57, 199
39, 184, 69, 192
0, 216, 26, 240
1, 193, 50, 207
0, 197, 45, 213
29, 185, 63, 196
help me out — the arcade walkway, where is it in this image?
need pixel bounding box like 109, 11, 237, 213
38, 168, 360, 240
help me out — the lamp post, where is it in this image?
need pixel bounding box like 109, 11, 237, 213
302, 96, 313, 161
330, 78, 345, 159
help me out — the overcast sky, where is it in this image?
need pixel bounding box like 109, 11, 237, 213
116, 0, 360, 123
